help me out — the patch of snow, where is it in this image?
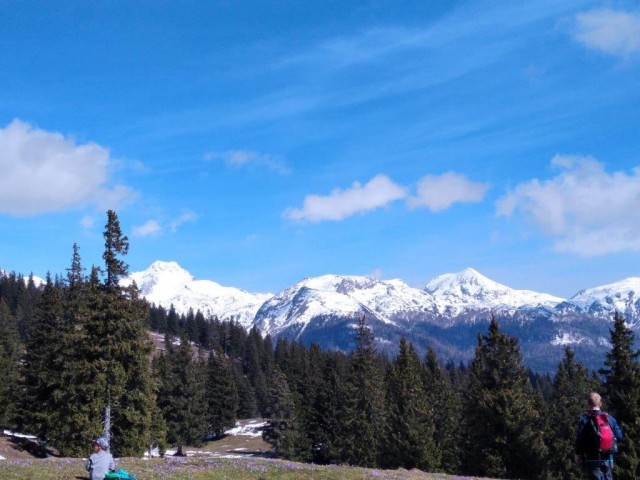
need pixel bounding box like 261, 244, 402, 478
0, 454, 5, 460
224, 421, 267, 437
3, 430, 37, 439
551, 331, 588, 346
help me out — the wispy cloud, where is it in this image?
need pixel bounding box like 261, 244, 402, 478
408, 172, 489, 212
497, 156, 640, 255
285, 174, 407, 222
169, 212, 198, 232
0, 119, 136, 216
134, 212, 199, 238
80, 215, 96, 230
205, 150, 291, 175
573, 9, 640, 58
133, 220, 162, 237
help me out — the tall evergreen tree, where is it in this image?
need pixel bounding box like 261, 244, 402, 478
462, 317, 548, 479
0, 298, 21, 427
547, 347, 598, 480
155, 336, 208, 455
76, 210, 159, 456
385, 338, 439, 471
341, 316, 386, 467
205, 349, 238, 435
19, 275, 75, 448
600, 311, 640, 480
423, 346, 462, 474
102, 209, 129, 289
263, 366, 303, 459
306, 350, 348, 464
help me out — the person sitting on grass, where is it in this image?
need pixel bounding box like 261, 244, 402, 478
86, 436, 115, 480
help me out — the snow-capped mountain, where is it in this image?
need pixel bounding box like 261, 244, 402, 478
426, 268, 564, 318
253, 274, 438, 337
124, 261, 272, 329
0, 268, 45, 287
554, 277, 640, 326
122, 261, 640, 371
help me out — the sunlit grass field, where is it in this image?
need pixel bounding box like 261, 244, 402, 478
0, 456, 490, 480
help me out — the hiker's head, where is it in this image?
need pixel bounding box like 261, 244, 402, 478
93, 436, 109, 451
587, 392, 602, 409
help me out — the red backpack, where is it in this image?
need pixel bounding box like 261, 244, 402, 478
587, 411, 615, 453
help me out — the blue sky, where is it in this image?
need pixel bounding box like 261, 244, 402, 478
1, 0, 639, 297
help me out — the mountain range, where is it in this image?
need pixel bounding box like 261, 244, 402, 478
124, 261, 640, 371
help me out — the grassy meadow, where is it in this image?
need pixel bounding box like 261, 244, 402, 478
0, 456, 493, 480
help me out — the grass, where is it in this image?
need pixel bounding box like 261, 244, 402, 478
0, 456, 491, 480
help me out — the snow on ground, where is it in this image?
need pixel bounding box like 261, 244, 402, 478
224, 420, 267, 437
3, 430, 37, 439
0, 454, 5, 460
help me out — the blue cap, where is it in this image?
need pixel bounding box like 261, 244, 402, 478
94, 436, 109, 450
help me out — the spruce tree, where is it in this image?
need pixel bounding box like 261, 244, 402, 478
307, 351, 348, 464
263, 366, 303, 459
547, 347, 598, 480
423, 346, 462, 473
385, 338, 439, 471
600, 311, 640, 480
20, 275, 78, 449
0, 298, 21, 427
341, 315, 386, 467
462, 317, 548, 479
155, 335, 208, 455
205, 349, 238, 435
77, 210, 159, 456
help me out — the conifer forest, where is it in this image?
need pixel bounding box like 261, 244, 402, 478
3, 211, 640, 480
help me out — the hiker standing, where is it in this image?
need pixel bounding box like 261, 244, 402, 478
574, 392, 623, 480
86, 436, 116, 480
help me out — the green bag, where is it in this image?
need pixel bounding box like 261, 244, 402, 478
104, 467, 138, 480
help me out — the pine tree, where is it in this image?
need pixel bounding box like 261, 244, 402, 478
20, 275, 75, 446
341, 315, 386, 467
385, 338, 439, 470
75, 210, 159, 456
155, 335, 208, 455
0, 298, 21, 427
205, 349, 238, 435
423, 346, 462, 473
547, 347, 598, 480
263, 366, 303, 459
307, 351, 348, 464
600, 311, 640, 480
102, 209, 129, 289
462, 317, 548, 479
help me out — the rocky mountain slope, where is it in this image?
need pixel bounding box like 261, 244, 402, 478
124, 261, 640, 371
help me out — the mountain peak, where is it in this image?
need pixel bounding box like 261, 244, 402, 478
425, 268, 563, 317
425, 268, 503, 294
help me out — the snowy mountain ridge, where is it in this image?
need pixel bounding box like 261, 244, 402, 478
425, 268, 564, 317
123, 261, 272, 329
124, 262, 640, 335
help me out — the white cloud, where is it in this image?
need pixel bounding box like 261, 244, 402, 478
497, 156, 640, 255
0, 119, 136, 216
285, 174, 407, 222
80, 215, 95, 229
573, 9, 640, 57
205, 150, 290, 175
169, 212, 198, 232
133, 220, 162, 237
408, 172, 489, 211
